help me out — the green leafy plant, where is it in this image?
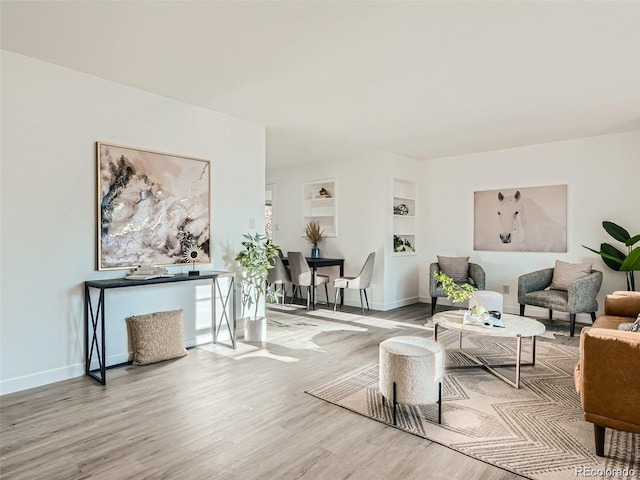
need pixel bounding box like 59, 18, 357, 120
583, 221, 640, 291
235, 233, 281, 321
433, 271, 477, 303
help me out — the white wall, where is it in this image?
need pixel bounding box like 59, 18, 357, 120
419, 131, 640, 321
0, 51, 266, 394
268, 130, 639, 320
267, 151, 420, 310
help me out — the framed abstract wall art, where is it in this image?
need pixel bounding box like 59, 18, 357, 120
97, 142, 211, 270
474, 184, 567, 252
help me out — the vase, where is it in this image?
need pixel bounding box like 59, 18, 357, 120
243, 316, 267, 342
311, 244, 321, 258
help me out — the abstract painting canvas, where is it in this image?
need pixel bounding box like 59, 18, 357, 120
97, 142, 210, 270
474, 184, 567, 252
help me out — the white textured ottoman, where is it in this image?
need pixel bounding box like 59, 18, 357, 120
379, 336, 444, 425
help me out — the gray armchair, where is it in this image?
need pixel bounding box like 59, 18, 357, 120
518, 268, 603, 337
429, 262, 486, 316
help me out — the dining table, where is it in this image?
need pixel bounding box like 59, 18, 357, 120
281, 256, 345, 310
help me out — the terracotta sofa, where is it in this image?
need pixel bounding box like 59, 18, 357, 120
574, 291, 640, 456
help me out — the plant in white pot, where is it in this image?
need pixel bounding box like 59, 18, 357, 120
433, 271, 485, 322
235, 233, 280, 342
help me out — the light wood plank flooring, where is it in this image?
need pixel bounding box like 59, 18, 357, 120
1, 303, 578, 480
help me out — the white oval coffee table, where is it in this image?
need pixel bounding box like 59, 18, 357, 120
432, 310, 546, 388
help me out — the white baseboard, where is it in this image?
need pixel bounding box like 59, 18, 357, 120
2, 334, 218, 397
380, 296, 419, 311
0, 363, 85, 396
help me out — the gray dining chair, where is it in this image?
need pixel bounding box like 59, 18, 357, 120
288, 251, 330, 310
266, 255, 291, 304
333, 252, 375, 314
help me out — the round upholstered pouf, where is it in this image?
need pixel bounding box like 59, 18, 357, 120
379, 336, 444, 407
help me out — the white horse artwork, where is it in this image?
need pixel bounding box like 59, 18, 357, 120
495, 189, 567, 252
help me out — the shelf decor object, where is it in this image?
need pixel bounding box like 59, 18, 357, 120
97, 142, 210, 270
303, 179, 337, 237
392, 178, 416, 255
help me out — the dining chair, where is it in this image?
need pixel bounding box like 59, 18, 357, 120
287, 251, 330, 309
333, 252, 375, 314
266, 255, 291, 304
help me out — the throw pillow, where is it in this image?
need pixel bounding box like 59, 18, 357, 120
550, 260, 592, 291
618, 314, 640, 333
437, 256, 470, 283
126, 309, 188, 365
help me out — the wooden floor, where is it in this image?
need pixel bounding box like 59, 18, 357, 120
0, 303, 579, 480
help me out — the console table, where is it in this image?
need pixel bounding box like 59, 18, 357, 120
84, 271, 235, 386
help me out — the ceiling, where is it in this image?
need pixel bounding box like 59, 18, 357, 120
2, 1, 640, 169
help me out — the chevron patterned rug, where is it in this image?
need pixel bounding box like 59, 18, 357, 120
306, 332, 639, 480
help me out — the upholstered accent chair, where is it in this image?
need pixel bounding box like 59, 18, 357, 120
518, 263, 603, 336
429, 259, 486, 316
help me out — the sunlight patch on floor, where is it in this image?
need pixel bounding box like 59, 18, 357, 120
265, 310, 367, 352
202, 341, 299, 363
305, 308, 432, 332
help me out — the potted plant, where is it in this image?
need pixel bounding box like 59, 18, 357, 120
433, 271, 477, 303
235, 233, 280, 342
583, 221, 640, 291
305, 221, 325, 258
433, 271, 485, 321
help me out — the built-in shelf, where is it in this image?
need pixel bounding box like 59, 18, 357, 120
303, 179, 337, 237
392, 178, 416, 256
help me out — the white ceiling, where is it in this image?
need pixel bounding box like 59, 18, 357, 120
2, 1, 640, 169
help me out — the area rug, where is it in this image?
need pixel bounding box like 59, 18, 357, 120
306, 333, 638, 480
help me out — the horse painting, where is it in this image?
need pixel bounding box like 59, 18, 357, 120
474, 185, 567, 252
496, 190, 566, 252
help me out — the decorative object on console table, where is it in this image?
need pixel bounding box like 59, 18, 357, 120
305, 220, 325, 258
582, 221, 640, 291
125, 266, 174, 280
97, 142, 210, 270
235, 233, 280, 342
183, 244, 204, 276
